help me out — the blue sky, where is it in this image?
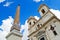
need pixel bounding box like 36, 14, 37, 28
0, 0, 60, 40
0, 0, 60, 25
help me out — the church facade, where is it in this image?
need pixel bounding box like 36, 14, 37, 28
27, 4, 60, 40
5, 4, 60, 40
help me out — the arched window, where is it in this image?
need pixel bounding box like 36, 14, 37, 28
29, 22, 31, 25
40, 37, 45, 40
41, 9, 45, 14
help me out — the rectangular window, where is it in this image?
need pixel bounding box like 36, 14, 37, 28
53, 30, 57, 36
29, 22, 31, 25
41, 9, 45, 14
37, 24, 40, 28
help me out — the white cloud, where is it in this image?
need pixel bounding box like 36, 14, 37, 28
0, 16, 14, 40
33, 0, 44, 3
20, 20, 28, 40
33, 0, 41, 2
34, 16, 39, 20
3, 2, 13, 7
0, 0, 13, 7
50, 9, 60, 19
0, 0, 5, 3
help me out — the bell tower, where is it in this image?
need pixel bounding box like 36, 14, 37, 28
38, 4, 49, 17
27, 16, 37, 29
6, 4, 22, 40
